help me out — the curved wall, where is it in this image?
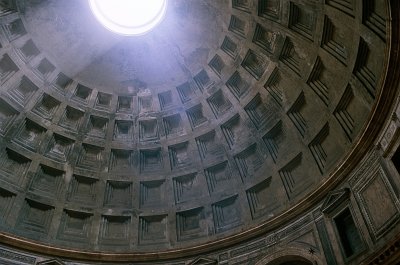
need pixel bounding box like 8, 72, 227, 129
0, 0, 399, 264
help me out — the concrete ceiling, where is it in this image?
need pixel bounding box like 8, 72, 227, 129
0, 0, 389, 257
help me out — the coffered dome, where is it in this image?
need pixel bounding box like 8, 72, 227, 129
0, 0, 397, 263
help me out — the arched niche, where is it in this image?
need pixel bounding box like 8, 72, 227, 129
277, 261, 313, 265
255, 248, 321, 265
266, 256, 313, 265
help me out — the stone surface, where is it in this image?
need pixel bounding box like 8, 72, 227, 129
0, 0, 398, 264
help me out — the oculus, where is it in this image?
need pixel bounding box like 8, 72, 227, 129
89, 0, 167, 36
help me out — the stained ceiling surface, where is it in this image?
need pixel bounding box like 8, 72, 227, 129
0, 0, 388, 256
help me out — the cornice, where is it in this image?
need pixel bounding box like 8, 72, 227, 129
0, 0, 399, 262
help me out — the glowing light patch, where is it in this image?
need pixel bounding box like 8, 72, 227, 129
89, 0, 167, 36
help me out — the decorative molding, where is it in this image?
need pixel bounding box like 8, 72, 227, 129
321, 188, 350, 215
0, 247, 36, 264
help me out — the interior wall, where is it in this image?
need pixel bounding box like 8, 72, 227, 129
0, 0, 399, 264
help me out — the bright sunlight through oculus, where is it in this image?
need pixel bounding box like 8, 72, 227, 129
89, 0, 167, 36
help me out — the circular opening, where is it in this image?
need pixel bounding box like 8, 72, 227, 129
89, 0, 167, 36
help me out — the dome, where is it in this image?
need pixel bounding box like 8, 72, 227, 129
0, 0, 399, 264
